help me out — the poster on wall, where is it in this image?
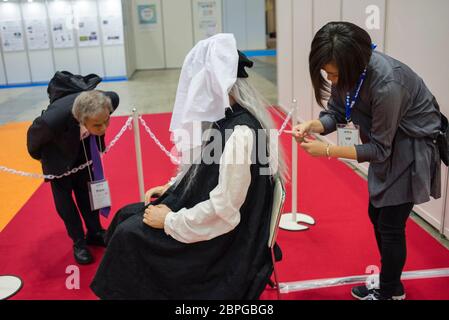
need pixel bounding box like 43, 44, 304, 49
77, 17, 100, 47
0, 20, 25, 52
137, 4, 158, 30
101, 16, 124, 45
51, 18, 75, 48
25, 19, 50, 50
197, 1, 219, 38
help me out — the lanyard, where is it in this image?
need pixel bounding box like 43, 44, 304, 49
345, 69, 367, 123
345, 43, 377, 123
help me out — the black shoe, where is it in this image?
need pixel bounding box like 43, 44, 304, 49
73, 240, 94, 265
365, 291, 393, 300
86, 229, 106, 247
351, 285, 406, 300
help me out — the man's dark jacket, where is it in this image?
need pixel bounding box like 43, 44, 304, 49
27, 71, 119, 176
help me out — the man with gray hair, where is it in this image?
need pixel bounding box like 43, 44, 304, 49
27, 71, 119, 265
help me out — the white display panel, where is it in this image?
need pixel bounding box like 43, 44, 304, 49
50, 18, 76, 49
0, 0, 127, 84
24, 19, 50, 50
222, 0, 246, 49
385, 0, 449, 231
48, 0, 76, 49
276, 0, 293, 112
0, 1, 31, 84
47, 0, 79, 74
53, 48, 80, 74
162, 0, 194, 68
192, 0, 222, 43
311, 0, 341, 124
103, 45, 126, 77
292, 0, 313, 123
98, 0, 126, 77
21, 0, 55, 82
0, 20, 25, 52
73, 0, 104, 76
342, 0, 386, 52
132, 0, 165, 69
98, 0, 124, 45
0, 51, 6, 85
2, 51, 31, 84
77, 16, 101, 47
121, 0, 137, 77
78, 46, 104, 76
245, 0, 266, 50
100, 15, 124, 46
222, 0, 266, 50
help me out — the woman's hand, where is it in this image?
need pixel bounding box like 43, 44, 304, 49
144, 184, 170, 205
143, 205, 172, 229
286, 122, 313, 143
300, 137, 328, 157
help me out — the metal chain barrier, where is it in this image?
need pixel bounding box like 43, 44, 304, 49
138, 110, 293, 163
277, 109, 293, 136
103, 116, 133, 154
1, 111, 293, 179
0, 161, 93, 180
138, 116, 181, 165
0, 117, 133, 180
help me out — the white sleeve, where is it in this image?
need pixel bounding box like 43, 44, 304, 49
164, 125, 254, 243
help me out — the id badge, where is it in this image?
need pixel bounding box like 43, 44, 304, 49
337, 123, 360, 146
88, 180, 111, 211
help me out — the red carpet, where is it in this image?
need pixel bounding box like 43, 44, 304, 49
1, 112, 449, 300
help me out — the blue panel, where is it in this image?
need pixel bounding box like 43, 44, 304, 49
0, 77, 128, 89
242, 50, 277, 57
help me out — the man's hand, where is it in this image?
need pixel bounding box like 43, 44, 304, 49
300, 137, 328, 157
143, 205, 172, 229
144, 184, 170, 205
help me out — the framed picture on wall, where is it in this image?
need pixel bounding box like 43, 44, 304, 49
137, 4, 158, 30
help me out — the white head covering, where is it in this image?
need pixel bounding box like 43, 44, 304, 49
170, 33, 239, 153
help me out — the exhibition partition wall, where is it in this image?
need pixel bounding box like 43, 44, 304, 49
0, 0, 127, 86
0, 0, 32, 84
121, 0, 137, 78
0, 50, 6, 85
125, 0, 266, 70
162, 0, 195, 69
222, 0, 266, 51
129, 0, 165, 70
0, 0, 267, 83
277, 0, 449, 238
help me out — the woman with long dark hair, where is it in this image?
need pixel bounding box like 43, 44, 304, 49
290, 22, 442, 300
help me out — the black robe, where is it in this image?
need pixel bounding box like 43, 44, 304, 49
90, 104, 280, 300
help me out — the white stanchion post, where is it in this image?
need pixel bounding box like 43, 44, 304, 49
132, 109, 145, 202
279, 99, 316, 231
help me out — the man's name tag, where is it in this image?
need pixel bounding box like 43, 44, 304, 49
337, 124, 360, 146
88, 180, 111, 211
